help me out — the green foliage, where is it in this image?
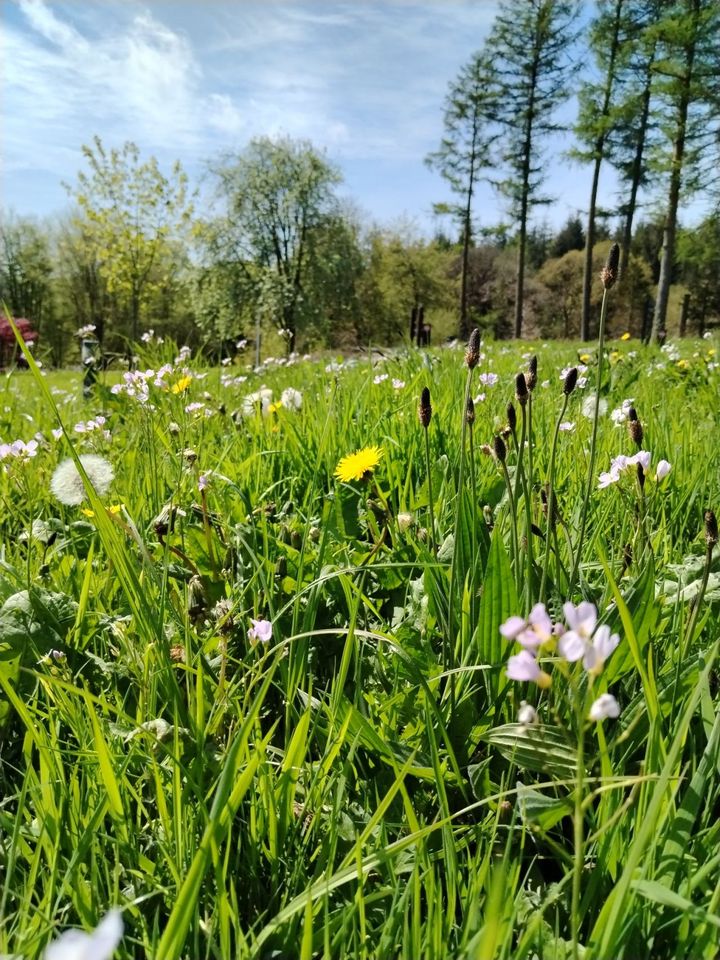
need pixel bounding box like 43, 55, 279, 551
64, 136, 193, 348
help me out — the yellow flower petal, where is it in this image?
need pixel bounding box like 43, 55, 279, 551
334, 446, 383, 482
171, 376, 192, 394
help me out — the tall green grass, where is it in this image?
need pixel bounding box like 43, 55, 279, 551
0, 326, 718, 958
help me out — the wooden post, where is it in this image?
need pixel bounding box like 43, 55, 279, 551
416, 304, 424, 347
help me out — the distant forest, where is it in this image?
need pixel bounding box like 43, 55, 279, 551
1, 0, 719, 363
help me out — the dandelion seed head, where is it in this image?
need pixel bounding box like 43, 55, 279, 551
50, 455, 114, 506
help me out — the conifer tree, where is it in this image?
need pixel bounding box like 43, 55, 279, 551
649, 0, 720, 341
426, 53, 496, 338
488, 0, 579, 337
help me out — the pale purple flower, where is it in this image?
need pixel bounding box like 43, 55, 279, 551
598, 471, 619, 489
479, 372, 499, 387
500, 615, 526, 640
506, 650, 542, 682
589, 693, 620, 721
611, 399, 635, 425
392, 378, 405, 390
631, 450, 651, 471
517, 701, 538, 725
248, 618, 273, 643
473, 392, 486, 404
563, 601, 598, 637
582, 624, 620, 674
198, 472, 211, 492
44, 908, 123, 960
373, 374, 388, 384
559, 602, 598, 661
655, 459, 672, 481
185, 402, 205, 414
559, 421, 575, 432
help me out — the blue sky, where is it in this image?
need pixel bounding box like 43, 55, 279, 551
0, 0, 680, 236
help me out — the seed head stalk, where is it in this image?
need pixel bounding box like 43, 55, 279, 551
540, 392, 570, 602
570, 244, 619, 589
447, 330, 480, 711
571, 692, 586, 960
672, 510, 718, 714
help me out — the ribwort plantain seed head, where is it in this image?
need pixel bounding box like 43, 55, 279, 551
705, 509, 719, 548
600, 242, 621, 290
628, 415, 644, 447
507, 401, 517, 433
419, 386, 432, 428
525, 355, 538, 392
465, 328, 481, 369
493, 435, 507, 463
563, 367, 579, 395
465, 396, 475, 426
515, 372, 528, 406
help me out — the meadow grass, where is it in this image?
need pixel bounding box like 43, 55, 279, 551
0, 328, 719, 959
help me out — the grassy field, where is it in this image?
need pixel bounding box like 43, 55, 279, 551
0, 326, 719, 959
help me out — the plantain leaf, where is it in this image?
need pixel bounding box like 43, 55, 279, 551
484, 723, 578, 778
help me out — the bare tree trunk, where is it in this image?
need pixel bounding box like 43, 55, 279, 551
580, 0, 624, 341
514, 209, 527, 339
619, 47, 655, 280
581, 159, 601, 341
651, 19, 695, 342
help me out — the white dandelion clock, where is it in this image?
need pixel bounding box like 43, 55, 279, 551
45, 908, 123, 960
50, 455, 115, 506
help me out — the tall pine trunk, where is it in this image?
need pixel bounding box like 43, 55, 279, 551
619, 44, 655, 280
580, 0, 624, 341
514, 61, 537, 339
651, 5, 697, 342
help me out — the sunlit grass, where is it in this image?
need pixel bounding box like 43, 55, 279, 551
1, 330, 719, 959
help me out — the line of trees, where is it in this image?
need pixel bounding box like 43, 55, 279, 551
1, 0, 718, 358
431, 0, 720, 342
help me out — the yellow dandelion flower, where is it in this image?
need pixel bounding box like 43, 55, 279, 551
676, 359, 689, 369
620, 332, 631, 341
708, 348, 716, 357
579, 353, 590, 362
172, 375, 192, 394
81, 503, 123, 519
609, 350, 621, 363
334, 446, 383, 482
267, 401, 283, 415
